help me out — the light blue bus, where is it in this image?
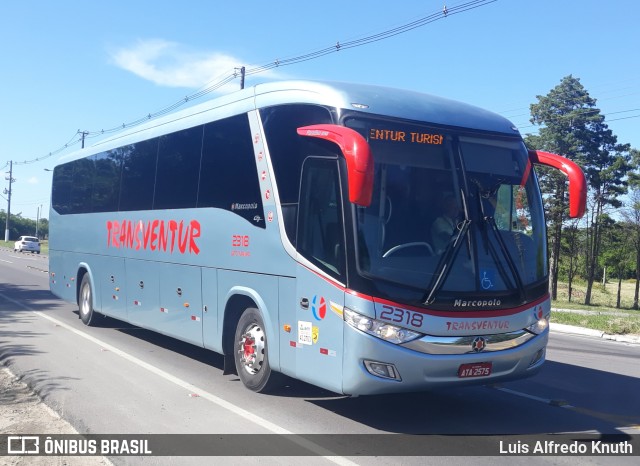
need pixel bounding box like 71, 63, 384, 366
49, 81, 586, 395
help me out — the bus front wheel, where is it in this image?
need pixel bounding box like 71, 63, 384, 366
233, 307, 280, 393
78, 274, 97, 326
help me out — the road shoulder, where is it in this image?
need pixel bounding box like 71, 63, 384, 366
550, 322, 640, 344
0, 366, 111, 465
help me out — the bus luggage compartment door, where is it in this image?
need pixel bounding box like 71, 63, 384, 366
158, 264, 203, 347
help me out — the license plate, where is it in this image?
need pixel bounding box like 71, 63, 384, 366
458, 362, 492, 378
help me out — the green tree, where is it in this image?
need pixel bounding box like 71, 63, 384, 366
526, 75, 591, 300
580, 120, 631, 305
0, 210, 48, 240
625, 149, 640, 309
601, 219, 634, 308
559, 218, 585, 302
527, 75, 631, 305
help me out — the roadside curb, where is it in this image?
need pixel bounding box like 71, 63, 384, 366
0, 245, 48, 259
550, 322, 640, 344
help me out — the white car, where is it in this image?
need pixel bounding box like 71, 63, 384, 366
14, 236, 41, 254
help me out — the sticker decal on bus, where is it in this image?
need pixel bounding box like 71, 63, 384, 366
106, 219, 201, 254
231, 234, 251, 257
311, 295, 327, 321
298, 321, 313, 345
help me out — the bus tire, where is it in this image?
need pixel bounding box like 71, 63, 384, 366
78, 274, 97, 326
233, 307, 280, 393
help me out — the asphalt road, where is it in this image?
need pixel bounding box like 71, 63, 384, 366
1, 249, 639, 465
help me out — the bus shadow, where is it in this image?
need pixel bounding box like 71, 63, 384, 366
79, 312, 227, 371
70, 311, 341, 399
303, 361, 640, 435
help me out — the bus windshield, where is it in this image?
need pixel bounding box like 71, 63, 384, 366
347, 118, 547, 303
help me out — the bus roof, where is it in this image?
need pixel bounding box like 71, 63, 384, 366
57, 80, 520, 165
254, 80, 520, 135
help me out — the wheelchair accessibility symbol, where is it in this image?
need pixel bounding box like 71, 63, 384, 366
480, 270, 495, 290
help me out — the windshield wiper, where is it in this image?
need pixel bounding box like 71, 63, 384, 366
423, 219, 471, 305
478, 191, 526, 301
484, 216, 526, 299
423, 189, 471, 305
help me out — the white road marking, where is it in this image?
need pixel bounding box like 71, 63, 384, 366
10, 255, 38, 261
0, 292, 358, 465
0, 259, 12, 263
490, 385, 572, 407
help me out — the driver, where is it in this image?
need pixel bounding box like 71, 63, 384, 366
431, 195, 459, 253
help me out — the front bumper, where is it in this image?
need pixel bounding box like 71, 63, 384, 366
342, 324, 547, 396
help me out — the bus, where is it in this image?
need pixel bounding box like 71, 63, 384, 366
49, 81, 586, 395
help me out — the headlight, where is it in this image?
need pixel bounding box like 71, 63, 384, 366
527, 315, 549, 335
344, 308, 423, 344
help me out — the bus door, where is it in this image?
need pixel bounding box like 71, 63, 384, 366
293, 157, 346, 393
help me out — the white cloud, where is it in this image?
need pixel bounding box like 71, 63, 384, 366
27, 177, 38, 185
109, 39, 244, 89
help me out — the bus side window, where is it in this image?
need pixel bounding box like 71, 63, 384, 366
297, 158, 345, 278
198, 114, 265, 227
51, 163, 74, 215
92, 150, 122, 213
119, 139, 159, 212
154, 125, 203, 210
260, 104, 335, 244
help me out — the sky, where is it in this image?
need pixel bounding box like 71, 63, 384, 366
1, 0, 638, 224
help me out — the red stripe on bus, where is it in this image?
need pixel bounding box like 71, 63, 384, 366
298, 258, 548, 317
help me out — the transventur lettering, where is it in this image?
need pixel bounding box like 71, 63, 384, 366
446, 320, 509, 331
107, 219, 201, 254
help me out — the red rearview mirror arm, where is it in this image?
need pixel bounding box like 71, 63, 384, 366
528, 149, 587, 218
297, 124, 374, 207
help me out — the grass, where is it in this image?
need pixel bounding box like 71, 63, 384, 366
554, 279, 638, 310
551, 309, 640, 335
552, 280, 640, 335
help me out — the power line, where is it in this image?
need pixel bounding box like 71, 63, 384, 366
515, 108, 640, 130
497, 79, 640, 135
1, 131, 84, 171
519, 114, 640, 139
5, 0, 496, 168
607, 113, 640, 123
495, 75, 640, 116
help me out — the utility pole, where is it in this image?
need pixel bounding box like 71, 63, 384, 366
36, 204, 41, 238
4, 160, 15, 242
79, 130, 89, 149
239, 66, 245, 90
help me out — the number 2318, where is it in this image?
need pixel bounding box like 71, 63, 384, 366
379, 305, 423, 327
232, 235, 250, 247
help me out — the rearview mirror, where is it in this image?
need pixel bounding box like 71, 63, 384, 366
297, 124, 373, 207
528, 149, 587, 218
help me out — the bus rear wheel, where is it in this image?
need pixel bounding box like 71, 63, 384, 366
78, 274, 97, 326
233, 307, 280, 393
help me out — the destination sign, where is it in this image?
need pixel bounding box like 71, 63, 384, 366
369, 128, 444, 145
